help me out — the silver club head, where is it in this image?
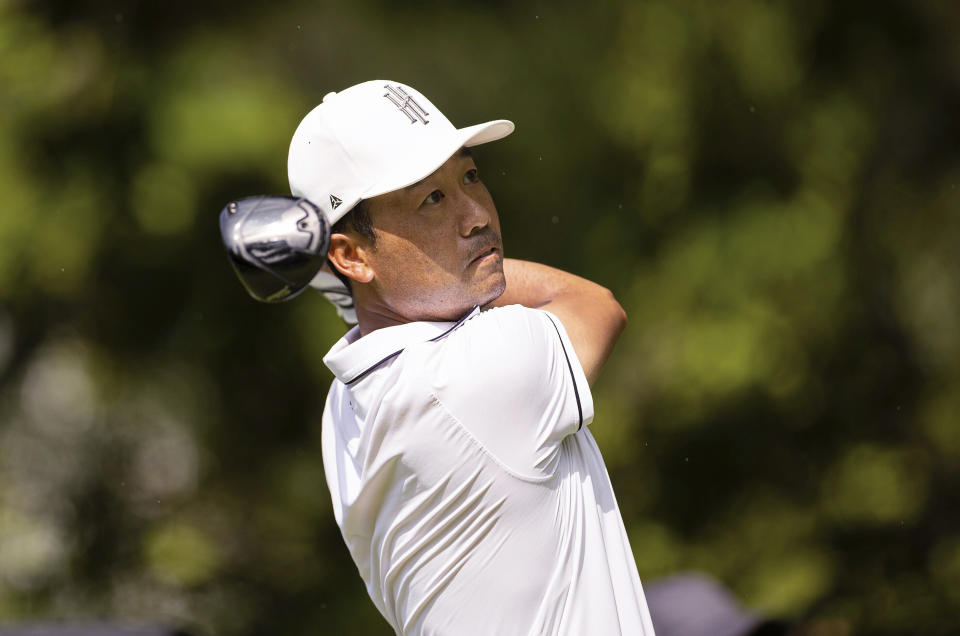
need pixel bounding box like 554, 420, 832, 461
219, 195, 331, 303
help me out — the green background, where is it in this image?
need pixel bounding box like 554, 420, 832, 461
1, 0, 958, 634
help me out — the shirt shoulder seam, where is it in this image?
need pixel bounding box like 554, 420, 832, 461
540, 311, 585, 431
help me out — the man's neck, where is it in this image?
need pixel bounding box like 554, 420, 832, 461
354, 304, 411, 338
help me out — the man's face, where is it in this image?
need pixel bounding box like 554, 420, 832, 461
362, 148, 506, 322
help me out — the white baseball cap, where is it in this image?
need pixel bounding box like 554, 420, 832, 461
288, 80, 515, 226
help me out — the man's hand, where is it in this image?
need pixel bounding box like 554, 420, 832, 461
487, 259, 626, 386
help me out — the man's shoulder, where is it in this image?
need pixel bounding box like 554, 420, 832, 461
458, 303, 557, 341
411, 303, 589, 468
411, 304, 569, 398
431, 304, 559, 364
344, 304, 570, 405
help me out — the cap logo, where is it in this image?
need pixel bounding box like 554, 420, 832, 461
383, 85, 429, 125
330, 195, 342, 210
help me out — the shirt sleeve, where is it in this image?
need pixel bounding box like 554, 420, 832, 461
427, 304, 595, 479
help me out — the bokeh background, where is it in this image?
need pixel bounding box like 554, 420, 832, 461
2, 0, 959, 634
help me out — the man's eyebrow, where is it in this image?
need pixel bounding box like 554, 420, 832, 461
403, 147, 474, 192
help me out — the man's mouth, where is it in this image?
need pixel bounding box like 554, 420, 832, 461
469, 246, 500, 266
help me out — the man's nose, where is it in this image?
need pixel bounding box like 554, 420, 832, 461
457, 193, 492, 237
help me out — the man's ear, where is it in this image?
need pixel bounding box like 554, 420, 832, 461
327, 233, 374, 284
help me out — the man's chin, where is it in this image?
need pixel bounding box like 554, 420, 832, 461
478, 276, 507, 310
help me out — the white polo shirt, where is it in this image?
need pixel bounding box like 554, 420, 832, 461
321, 304, 655, 635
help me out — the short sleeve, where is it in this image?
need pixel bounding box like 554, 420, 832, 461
425, 305, 595, 479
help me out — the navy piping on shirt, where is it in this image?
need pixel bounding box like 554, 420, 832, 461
343, 306, 480, 386
543, 312, 584, 430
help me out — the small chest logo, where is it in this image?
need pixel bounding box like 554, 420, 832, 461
384, 85, 429, 125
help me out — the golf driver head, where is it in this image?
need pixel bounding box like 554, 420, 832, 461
219, 195, 331, 303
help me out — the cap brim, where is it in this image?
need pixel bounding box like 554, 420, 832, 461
462, 119, 515, 146
363, 119, 514, 200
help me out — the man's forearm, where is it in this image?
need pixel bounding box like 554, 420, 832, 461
487, 258, 627, 385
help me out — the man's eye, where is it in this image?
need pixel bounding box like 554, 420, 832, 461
463, 169, 480, 184
423, 190, 444, 206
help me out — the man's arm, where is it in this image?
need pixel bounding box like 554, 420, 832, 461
486, 258, 627, 386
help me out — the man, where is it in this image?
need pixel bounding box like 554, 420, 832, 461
287, 80, 656, 635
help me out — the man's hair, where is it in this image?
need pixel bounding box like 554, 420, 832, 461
331, 199, 376, 247
327, 199, 376, 292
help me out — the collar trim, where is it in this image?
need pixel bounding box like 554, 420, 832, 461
325, 306, 481, 385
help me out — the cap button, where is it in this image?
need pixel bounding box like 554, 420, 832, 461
322, 92, 337, 103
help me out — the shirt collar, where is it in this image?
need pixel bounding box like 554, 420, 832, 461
324, 305, 481, 385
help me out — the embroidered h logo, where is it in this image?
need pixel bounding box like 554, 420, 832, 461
383, 85, 430, 125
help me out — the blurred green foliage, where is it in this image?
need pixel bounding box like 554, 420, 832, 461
1, 0, 958, 634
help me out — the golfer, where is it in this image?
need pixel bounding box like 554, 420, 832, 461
288, 80, 656, 635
